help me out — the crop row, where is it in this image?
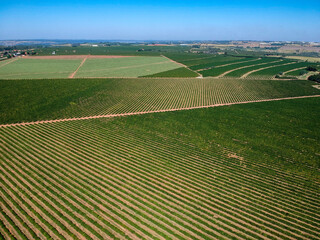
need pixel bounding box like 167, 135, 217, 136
223, 60, 286, 78
188, 57, 260, 71
64, 79, 308, 118
248, 62, 312, 78
0, 118, 319, 239
182, 56, 245, 68
164, 54, 241, 66
199, 58, 285, 77
2, 78, 320, 125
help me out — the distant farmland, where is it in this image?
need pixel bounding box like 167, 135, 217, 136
0, 47, 320, 240
1, 78, 319, 124
1, 53, 319, 79
0, 56, 182, 79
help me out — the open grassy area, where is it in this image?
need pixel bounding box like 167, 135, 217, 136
0, 78, 319, 124
0, 97, 319, 239
75, 56, 180, 78
0, 58, 81, 79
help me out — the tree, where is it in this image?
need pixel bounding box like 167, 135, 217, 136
306, 66, 318, 71
308, 74, 320, 83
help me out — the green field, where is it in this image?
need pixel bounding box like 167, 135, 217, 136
141, 67, 199, 77
199, 58, 287, 77
164, 53, 254, 71
0, 56, 184, 79
1, 53, 311, 79
0, 58, 82, 79
248, 62, 313, 79
0, 97, 319, 239
0, 78, 319, 124
75, 56, 180, 78
224, 60, 289, 78
36, 45, 191, 56
1, 47, 320, 240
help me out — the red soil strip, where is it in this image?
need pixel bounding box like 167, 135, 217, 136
1, 95, 319, 128
69, 56, 88, 78
22, 55, 134, 60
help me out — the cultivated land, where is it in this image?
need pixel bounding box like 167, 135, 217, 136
0, 98, 319, 240
0, 56, 182, 79
0, 52, 318, 79
1, 78, 319, 124
0, 58, 82, 79
75, 56, 180, 78
0, 46, 320, 240
285, 56, 320, 62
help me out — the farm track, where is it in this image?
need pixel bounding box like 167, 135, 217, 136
0, 113, 319, 239
0, 58, 19, 69
69, 56, 88, 78
283, 67, 307, 75
1, 94, 320, 128
217, 60, 283, 78
241, 62, 296, 79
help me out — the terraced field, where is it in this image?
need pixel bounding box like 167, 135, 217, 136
1, 78, 319, 124
284, 68, 307, 76
199, 58, 284, 77
0, 97, 319, 240
224, 60, 289, 78
248, 62, 313, 79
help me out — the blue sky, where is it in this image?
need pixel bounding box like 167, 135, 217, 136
1, 0, 320, 41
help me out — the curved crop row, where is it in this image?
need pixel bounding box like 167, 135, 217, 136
199, 58, 283, 77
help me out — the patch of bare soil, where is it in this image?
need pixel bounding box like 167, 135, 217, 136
228, 153, 244, 161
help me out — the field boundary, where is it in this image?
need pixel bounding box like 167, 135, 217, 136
0, 57, 19, 69
1, 95, 319, 128
161, 55, 202, 77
